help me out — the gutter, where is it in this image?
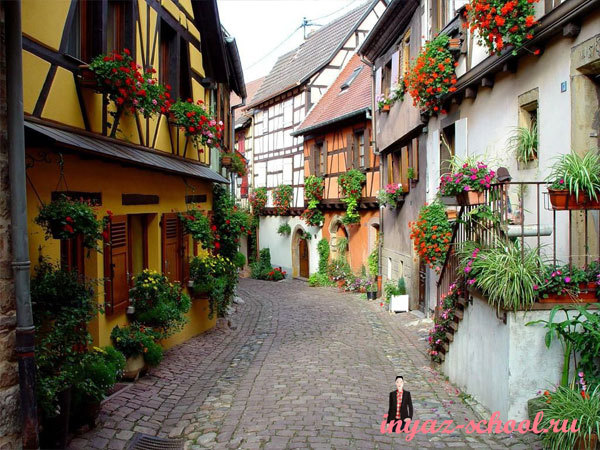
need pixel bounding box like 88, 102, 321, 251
291, 107, 370, 137
5, 1, 39, 448
359, 53, 384, 287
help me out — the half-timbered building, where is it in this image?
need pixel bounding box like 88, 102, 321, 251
21, 0, 245, 348
293, 54, 379, 276
247, 0, 386, 276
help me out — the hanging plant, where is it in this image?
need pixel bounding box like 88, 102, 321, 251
35, 195, 104, 250
169, 99, 224, 151
409, 202, 452, 271
88, 49, 170, 134
377, 183, 404, 208
272, 185, 293, 215
339, 169, 366, 225
463, 0, 539, 56
277, 223, 292, 236
179, 207, 214, 250
249, 187, 268, 216
404, 34, 458, 116
230, 152, 247, 177
301, 208, 324, 227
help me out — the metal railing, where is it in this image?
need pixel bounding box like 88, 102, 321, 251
436, 182, 600, 304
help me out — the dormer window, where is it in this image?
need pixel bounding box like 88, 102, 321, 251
340, 66, 363, 91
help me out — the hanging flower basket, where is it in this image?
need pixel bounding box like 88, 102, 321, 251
35, 196, 104, 250
221, 155, 232, 167
170, 99, 224, 150
456, 190, 485, 206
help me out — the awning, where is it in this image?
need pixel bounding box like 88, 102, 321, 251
24, 120, 229, 183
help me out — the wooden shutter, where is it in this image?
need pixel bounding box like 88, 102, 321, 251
322, 140, 327, 174
346, 134, 354, 170
61, 235, 84, 275
103, 215, 129, 314
411, 138, 419, 181
310, 145, 317, 176
401, 146, 410, 193
182, 234, 191, 284
161, 213, 182, 283
353, 133, 360, 169
375, 67, 382, 100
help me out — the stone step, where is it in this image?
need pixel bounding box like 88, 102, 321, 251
446, 332, 454, 342
449, 321, 458, 332
453, 309, 464, 322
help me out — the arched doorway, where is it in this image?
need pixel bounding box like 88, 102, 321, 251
291, 225, 310, 278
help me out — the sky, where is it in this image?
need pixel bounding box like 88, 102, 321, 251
217, 0, 369, 84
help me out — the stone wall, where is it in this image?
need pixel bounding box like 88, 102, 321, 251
0, 3, 21, 448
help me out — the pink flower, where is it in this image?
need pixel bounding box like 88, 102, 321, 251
464, 185, 470, 191
533, 285, 539, 290
468, 279, 476, 285
464, 266, 472, 273
564, 277, 571, 283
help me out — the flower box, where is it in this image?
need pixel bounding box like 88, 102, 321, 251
77, 65, 101, 90
539, 283, 597, 304
548, 189, 600, 210
390, 294, 409, 312
456, 190, 485, 206
445, 209, 457, 220
221, 155, 232, 167
381, 104, 391, 113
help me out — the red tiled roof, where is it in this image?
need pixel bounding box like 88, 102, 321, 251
295, 54, 371, 134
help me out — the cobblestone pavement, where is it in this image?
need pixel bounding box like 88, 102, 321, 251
70, 278, 543, 449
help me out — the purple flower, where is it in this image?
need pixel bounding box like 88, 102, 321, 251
468, 279, 476, 285
464, 266, 472, 273
464, 185, 470, 191
564, 277, 571, 283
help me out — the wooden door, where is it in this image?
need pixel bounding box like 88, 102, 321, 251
161, 213, 182, 282
104, 215, 129, 314
299, 238, 309, 278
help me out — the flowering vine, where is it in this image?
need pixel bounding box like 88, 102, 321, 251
339, 169, 366, 225
272, 185, 293, 215
428, 282, 460, 363
249, 187, 268, 216
463, 0, 539, 56
302, 175, 325, 227
404, 34, 458, 116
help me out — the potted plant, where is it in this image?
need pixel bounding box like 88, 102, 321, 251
377, 183, 405, 209
35, 195, 104, 250
409, 202, 453, 271
507, 123, 538, 164
339, 169, 366, 225
439, 162, 497, 206
546, 151, 600, 210
169, 98, 224, 151
179, 207, 214, 251
389, 277, 409, 312
377, 94, 393, 112
111, 324, 163, 379
272, 184, 293, 215
327, 257, 352, 290
230, 152, 247, 177
221, 152, 233, 167
70, 346, 125, 430
366, 280, 378, 300
277, 223, 292, 236
537, 265, 596, 304
404, 34, 458, 116
463, 0, 538, 56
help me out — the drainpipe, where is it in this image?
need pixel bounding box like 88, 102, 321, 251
5, 1, 39, 448
360, 54, 383, 285
230, 98, 245, 198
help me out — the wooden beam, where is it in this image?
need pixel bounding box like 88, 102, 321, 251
562, 22, 581, 37
464, 86, 478, 99
481, 77, 494, 88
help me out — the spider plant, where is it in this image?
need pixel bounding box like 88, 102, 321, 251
507, 123, 538, 164
458, 240, 544, 311
547, 150, 600, 200
538, 383, 600, 450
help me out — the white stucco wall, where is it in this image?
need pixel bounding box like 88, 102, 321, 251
444, 294, 567, 422
258, 216, 321, 276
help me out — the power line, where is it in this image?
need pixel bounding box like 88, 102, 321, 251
245, 24, 303, 70
307, 0, 365, 23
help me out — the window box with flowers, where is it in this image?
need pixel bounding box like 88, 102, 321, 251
463, 0, 539, 57
272, 184, 293, 216
86, 49, 170, 136
377, 183, 405, 209
169, 99, 224, 151
302, 175, 325, 227
546, 151, 600, 210
404, 34, 458, 117
438, 161, 497, 206
339, 169, 366, 225
34, 195, 105, 251
409, 202, 452, 271
249, 187, 268, 216
377, 94, 393, 112
536, 264, 598, 304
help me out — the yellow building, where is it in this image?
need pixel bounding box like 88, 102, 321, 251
21, 0, 246, 348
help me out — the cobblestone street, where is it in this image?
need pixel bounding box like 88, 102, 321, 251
70, 279, 542, 449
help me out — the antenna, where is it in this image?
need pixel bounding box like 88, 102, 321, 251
301, 17, 321, 39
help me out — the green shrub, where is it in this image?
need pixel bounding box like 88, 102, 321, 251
317, 239, 330, 274
277, 223, 292, 236
397, 277, 407, 295
234, 251, 246, 269
110, 323, 162, 367
250, 248, 274, 280
309, 273, 333, 287
143, 340, 164, 367
368, 246, 379, 278
73, 347, 125, 402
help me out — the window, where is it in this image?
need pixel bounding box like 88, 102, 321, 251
160, 20, 177, 92
401, 30, 411, 77
341, 66, 363, 91
106, 0, 126, 54
311, 141, 325, 176
66, 0, 100, 62
60, 235, 84, 275
382, 60, 392, 97
440, 124, 455, 176
432, 0, 449, 35
356, 131, 366, 167
517, 89, 539, 163
179, 39, 192, 101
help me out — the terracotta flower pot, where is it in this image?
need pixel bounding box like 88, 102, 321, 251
456, 190, 485, 206
446, 209, 457, 220
337, 280, 345, 291
575, 433, 597, 450
381, 104, 391, 112
548, 189, 569, 210
123, 354, 145, 380
549, 189, 600, 210
539, 283, 598, 303
221, 156, 232, 167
